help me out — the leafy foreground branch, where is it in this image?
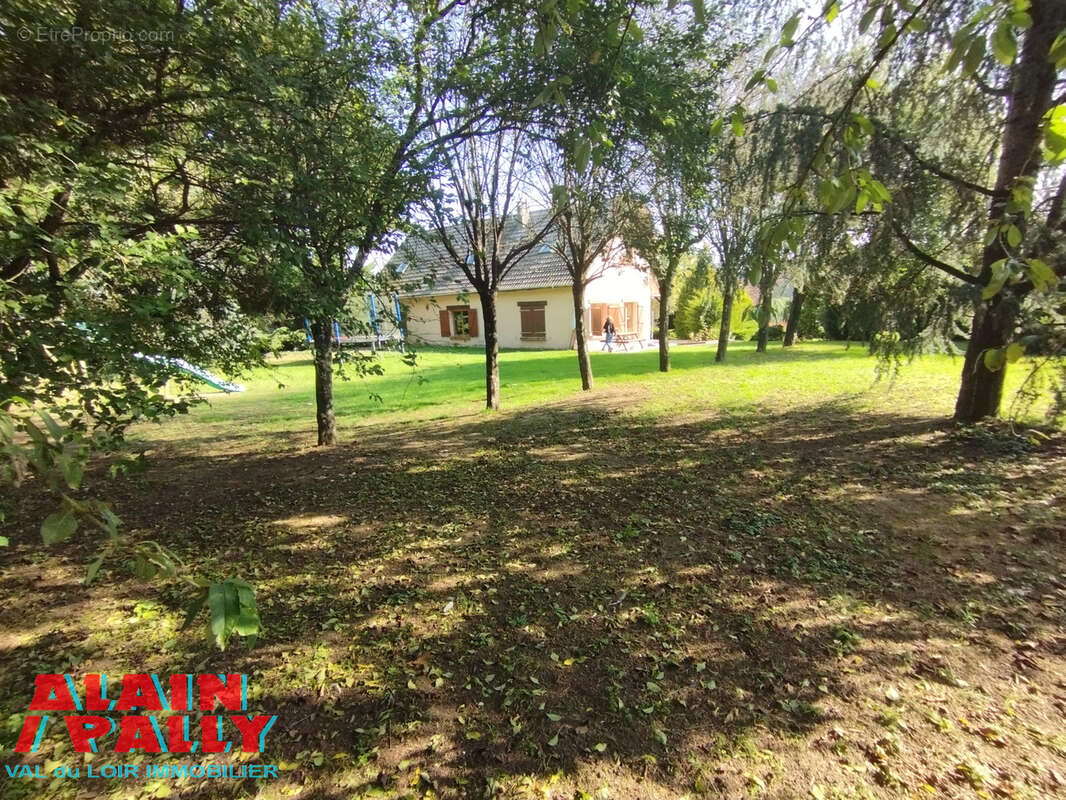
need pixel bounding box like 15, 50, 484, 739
1, 405, 260, 651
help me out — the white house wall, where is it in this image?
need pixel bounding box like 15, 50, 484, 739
401, 263, 656, 350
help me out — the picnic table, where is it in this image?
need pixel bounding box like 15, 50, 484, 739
613, 332, 642, 351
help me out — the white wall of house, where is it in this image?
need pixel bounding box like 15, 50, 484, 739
585, 261, 656, 339
401, 263, 656, 350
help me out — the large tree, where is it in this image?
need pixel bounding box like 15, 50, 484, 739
422, 126, 558, 410
625, 18, 720, 372
0, 0, 278, 645
753, 0, 1066, 422
205, 0, 473, 444
537, 136, 641, 391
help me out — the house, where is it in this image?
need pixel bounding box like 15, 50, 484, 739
386, 208, 658, 350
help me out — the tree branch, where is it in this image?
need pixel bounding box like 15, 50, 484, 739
888, 217, 980, 285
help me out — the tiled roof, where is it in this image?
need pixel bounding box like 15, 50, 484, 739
386, 208, 573, 297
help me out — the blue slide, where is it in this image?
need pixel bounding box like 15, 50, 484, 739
136, 354, 245, 393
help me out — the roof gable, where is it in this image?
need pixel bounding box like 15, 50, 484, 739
387, 208, 577, 296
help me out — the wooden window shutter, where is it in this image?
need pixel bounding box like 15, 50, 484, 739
467, 308, 478, 337
590, 304, 604, 333
439, 309, 450, 336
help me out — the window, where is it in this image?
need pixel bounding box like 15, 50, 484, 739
590, 303, 624, 334
440, 305, 478, 338
537, 244, 551, 254
453, 308, 470, 335
518, 301, 546, 341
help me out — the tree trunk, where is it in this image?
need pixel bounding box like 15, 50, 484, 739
954, 299, 1014, 422
715, 281, 734, 363
953, 0, 1063, 422
755, 270, 774, 354
783, 288, 805, 347
481, 290, 500, 410
310, 319, 336, 446
657, 275, 672, 372
571, 280, 593, 390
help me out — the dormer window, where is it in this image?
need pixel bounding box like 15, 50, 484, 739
466, 253, 475, 264
396, 261, 408, 274
538, 244, 551, 254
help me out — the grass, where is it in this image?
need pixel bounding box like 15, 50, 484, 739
132, 340, 1043, 452
2, 340, 1065, 800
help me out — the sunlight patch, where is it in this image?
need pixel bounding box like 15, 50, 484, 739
273, 513, 348, 530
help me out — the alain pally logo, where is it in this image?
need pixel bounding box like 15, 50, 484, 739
6, 673, 280, 781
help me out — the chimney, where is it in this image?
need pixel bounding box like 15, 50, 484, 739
516, 199, 531, 227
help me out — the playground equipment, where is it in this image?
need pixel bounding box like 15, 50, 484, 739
304, 292, 405, 352
135, 354, 245, 393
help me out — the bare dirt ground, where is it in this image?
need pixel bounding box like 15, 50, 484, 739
2, 388, 1065, 800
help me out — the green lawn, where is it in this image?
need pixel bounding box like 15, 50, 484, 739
4, 340, 1064, 800
135, 340, 1042, 452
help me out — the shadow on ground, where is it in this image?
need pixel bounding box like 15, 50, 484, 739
1, 394, 1064, 799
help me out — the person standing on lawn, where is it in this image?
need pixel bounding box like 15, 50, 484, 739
602, 317, 616, 352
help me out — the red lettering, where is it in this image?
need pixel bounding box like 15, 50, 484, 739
197, 674, 242, 711
165, 716, 194, 753
114, 674, 164, 711
14, 716, 46, 752
29, 675, 76, 711
230, 715, 276, 752
170, 674, 191, 711
115, 715, 162, 753
84, 674, 111, 711
64, 716, 112, 753
200, 716, 229, 753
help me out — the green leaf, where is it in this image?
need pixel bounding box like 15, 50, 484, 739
731, 108, 745, 137
56, 454, 83, 490
1050, 30, 1066, 69
982, 278, 1006, 300
653, 728, 667, 745
1008, 11, 1032, 28
1044, 105, 1066, 163
551, 184, 568, 210
547, 732, 559, 747
855, 190, 870, 214
859, 6, 877, 34
574, 139, 591, 174
0, 536, 8, 547
41, 511, 77, 544
1005, 224, 1022, 248
180, 587, 209, 630
84, 554, 105, 585
1005, 342, 1025, 364
208, 581, 239, 650
1026, 258, 1057, 291
690, 0, 705, 24
781, 13, 801, 45
992, 21, 1017, 65
964, 36, 986, 75
878, 23, 897, 49
823, 1, 839, 23
983, 347, 1006, 372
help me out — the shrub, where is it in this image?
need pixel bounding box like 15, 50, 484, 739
675, 284, 723, 340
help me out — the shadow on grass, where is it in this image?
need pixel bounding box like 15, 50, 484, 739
0, 396, 1063, 798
